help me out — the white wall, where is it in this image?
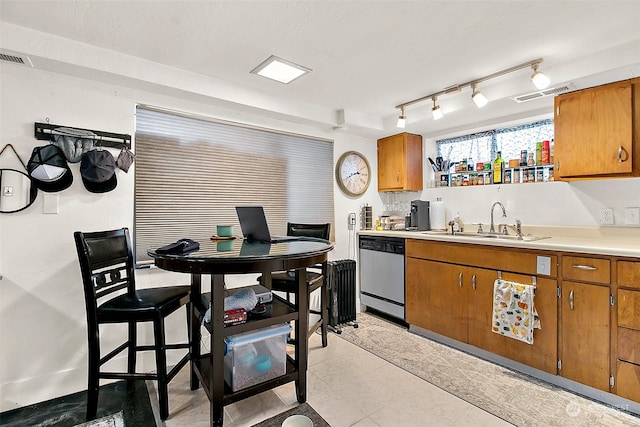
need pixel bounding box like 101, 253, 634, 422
2, 60, 639, 412
0, 64, 377, 411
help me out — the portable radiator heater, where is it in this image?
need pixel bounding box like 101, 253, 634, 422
327, 259, 358, 333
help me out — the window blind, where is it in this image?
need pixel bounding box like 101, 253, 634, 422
134, 106, 334, 263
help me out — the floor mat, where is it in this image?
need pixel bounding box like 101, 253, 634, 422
337, 312, 640, 427
250, 403, 329, 427
0, 380, 155, 427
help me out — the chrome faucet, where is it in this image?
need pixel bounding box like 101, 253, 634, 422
490, 201, 507, 234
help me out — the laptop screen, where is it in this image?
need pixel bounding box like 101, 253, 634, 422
235, 206, 272, 242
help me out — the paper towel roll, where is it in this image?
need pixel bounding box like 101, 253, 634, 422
430, 200, 446, 230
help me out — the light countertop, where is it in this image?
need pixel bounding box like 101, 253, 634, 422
358, 226, 640, 258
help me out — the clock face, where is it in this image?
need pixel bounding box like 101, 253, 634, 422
336, 151, 371, 196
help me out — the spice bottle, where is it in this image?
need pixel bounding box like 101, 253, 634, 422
542, 140, 550, 164
492, 151, 503, 184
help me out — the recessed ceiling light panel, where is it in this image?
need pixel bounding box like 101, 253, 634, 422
251, 55, 311, 84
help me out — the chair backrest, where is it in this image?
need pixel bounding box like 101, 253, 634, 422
74, 228, 136, 317
286, 222, 331, 240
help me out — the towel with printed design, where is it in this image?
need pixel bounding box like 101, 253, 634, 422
491, 279, 540, 344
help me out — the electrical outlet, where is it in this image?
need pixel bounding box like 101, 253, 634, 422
599, 208, 614, 225
624, 207, 640, 225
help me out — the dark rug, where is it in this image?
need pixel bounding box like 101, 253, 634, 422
251, 403, 329, 427
0, 380, 156, 427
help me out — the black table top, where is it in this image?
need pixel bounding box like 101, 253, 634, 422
147, 237, 334, 274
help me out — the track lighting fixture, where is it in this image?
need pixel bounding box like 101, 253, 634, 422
431, 97, 443, 120
530, 63, 551, 89
395, 58, 549, 124
471, 83, 488, 108
397, 106, 406, 128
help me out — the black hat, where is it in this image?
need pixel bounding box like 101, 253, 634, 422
27, 144, 73, 192
80, 149, 117, 193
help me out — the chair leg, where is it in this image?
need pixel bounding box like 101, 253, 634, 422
320, 282, 328, 347
153, 316, 170, 420
86, 326, 100, 420
127, 321, 137, 375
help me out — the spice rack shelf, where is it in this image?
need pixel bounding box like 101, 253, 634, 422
439, 164, 554, 187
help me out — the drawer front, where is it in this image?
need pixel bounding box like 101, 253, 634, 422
562, 256, 610, 284
618, 327, 640, 365
616, 361, 640, 403
618, 289, 640, 330
618, 261, 640, 289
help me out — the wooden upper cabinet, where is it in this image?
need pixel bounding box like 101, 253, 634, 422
377, 132, 423, 191
554, 79, 639, 179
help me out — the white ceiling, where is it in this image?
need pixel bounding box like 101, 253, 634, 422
1, 0, 639, 138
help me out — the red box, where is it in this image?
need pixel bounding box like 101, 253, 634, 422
224, 308, 247, 326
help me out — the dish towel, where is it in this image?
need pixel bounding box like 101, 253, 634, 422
491, 279, 541, 344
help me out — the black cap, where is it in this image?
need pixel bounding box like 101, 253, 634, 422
26, 145, 73, 193
80, 150, 117, 193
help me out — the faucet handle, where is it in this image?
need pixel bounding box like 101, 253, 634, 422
501, 224, 508, 235
515, 219, 522, 237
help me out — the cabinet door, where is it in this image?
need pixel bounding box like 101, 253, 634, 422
561, 281, 611, 391
469, 273, 558, 374
377, 134, 406, 191
554, 80, 633, 178
406, 258, 467, 342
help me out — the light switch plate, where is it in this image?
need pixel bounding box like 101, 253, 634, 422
624, 207, 640, 225
536, 256, 551, 276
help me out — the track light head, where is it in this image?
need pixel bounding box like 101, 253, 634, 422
397, 106, 406, 128
531, 63, 550, 89
471, 83, 488, 108
431, 97, 443, 120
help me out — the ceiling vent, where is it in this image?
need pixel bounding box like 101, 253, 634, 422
512, 83, 576, 103
0, 50, 34, 67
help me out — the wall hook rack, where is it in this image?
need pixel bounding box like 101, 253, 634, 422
34, 122, 131, 149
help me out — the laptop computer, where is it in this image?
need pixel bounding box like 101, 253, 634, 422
235, 206, 299, 243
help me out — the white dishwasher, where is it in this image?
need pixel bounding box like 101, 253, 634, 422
359, 236, 405, 320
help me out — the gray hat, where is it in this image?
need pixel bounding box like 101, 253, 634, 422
51, 127, 96, 163
80, 149, 117, 193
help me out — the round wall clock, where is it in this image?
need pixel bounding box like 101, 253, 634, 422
336, 151, 371, 197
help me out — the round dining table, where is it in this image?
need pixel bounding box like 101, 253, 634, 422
148, 237, 334, 426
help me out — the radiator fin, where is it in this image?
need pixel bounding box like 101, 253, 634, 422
327, 259, 357, 326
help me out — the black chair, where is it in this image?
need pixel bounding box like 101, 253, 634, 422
264, 222, 331, 347
74, 228, 190, 421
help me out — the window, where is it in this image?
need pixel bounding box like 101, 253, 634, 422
134, 106, 334, 263
436, 119, 554, 170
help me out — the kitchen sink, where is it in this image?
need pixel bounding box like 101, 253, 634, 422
422, 230, 550, 242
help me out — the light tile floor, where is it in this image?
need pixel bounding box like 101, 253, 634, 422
159, 331, 513, 427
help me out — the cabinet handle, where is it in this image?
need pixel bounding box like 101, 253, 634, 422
572, 264, 598, 271
396, 172, 400, 183
569, 289, 574, 310
458, 272, 463, 288
472, 274, 476, 290
618, 146, 627, 163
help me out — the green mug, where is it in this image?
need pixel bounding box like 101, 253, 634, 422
216, 225, 233, 237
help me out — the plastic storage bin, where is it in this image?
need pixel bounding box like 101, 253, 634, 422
224, 323, 291, 392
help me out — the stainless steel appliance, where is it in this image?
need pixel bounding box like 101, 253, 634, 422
409, 200, 430, 231
359, 236, 405, 320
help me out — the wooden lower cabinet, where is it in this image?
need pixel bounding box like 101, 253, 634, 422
616, 361, 640, 402
404, 239, 640, 405
469, 272, 558, 374
406, 255, 558, 374
560, 280, 611, 391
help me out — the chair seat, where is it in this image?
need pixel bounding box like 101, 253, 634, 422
98, 286, 190, 321
270, 271, 323, 293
